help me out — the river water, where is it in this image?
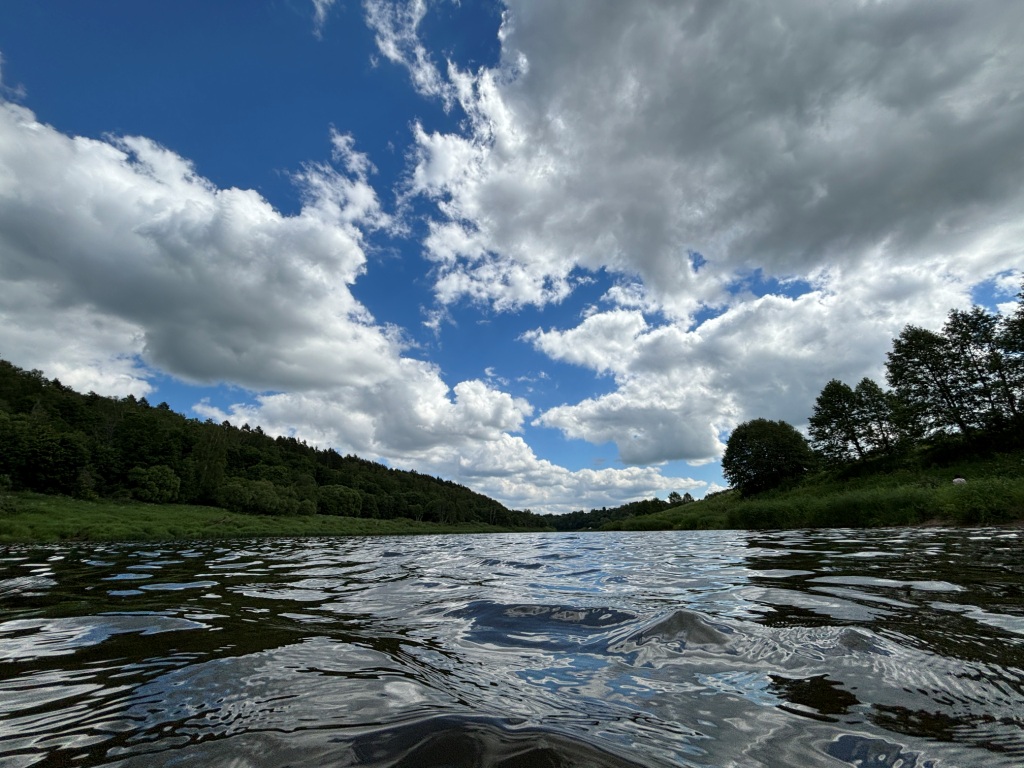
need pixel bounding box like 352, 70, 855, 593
1, 528, 1023, 767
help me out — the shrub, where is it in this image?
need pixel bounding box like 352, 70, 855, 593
128, 465, 181, 504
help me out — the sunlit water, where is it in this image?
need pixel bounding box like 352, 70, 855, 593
2, 528, 1023, 767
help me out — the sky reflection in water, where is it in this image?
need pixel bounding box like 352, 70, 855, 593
1, 528, 1023, 767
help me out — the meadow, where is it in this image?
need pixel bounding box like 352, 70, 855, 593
606, 450, 1024, 532
0, 492, 526, 544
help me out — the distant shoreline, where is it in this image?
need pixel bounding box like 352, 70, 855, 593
0, 492, 546, 545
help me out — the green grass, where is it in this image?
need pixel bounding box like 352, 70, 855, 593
606, 450, 1024, 531
0, 492, 537, 543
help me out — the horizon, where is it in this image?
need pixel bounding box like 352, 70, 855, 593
1, 1, 1022, 514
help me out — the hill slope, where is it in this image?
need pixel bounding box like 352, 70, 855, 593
0, 359, 544, 530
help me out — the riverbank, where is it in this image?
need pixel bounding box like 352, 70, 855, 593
0, 492, 538, 544
607, 450, 1024, 531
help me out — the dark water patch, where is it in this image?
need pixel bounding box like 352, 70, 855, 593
452, 601, 637, 653
101, 715, 651, 768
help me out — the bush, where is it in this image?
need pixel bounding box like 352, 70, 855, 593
318, 484, 363, 516
215, 477, 304, 516
128, 465, 180, 504
936, 477, 1024, 525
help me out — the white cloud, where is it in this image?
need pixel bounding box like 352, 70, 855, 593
378, 0, 1024, 466
0, 102, 391, 392
523, 310, 648, 376
363, 0, 450, 103
312, 0, 336, 38
0, 97, 698, 513
191, 384, 696, 515
529, 265, 977, 465
405, 0, 1024, 316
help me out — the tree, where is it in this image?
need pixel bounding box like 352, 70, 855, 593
809, 377, 911, 464
886, 325, 972, 436
852, 377, 914, 454
318, 484, 363, 516
998, 281, 1024, 422
886, 297, 1024, 439
809, 380, 866, 464
943, 307, 1016, 429
128, 465, 181, 504
722, 418, 815, 496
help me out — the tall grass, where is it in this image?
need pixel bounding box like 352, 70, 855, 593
608, 450, 1024, 531
0, 493, 537, 543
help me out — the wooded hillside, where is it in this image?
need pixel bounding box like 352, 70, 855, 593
0, 360, 544, 528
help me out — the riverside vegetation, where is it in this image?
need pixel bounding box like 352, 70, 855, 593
0, 359, 545, 543
601, 284, 1024, 532
3, 286, 1023, 541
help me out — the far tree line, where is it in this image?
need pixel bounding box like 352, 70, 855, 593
0, 360, 544, 528
539, 491, 695, 531
723, 283, 1024, 496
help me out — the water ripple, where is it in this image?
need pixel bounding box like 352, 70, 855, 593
2, 529, 1023, 766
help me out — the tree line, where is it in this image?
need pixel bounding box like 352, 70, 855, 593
723, 283, 1024, 496
539, 491, 695, 531
0, 359, 544, 528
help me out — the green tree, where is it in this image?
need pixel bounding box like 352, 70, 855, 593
809, 377, 910, 464
722, 418, 815, 496
886, 325, 972, 436
852, 377, 913, 454
943, 307, 1016, 429
128, 465, 181, 504
998, 282, 1024, 422
318, 484, 363, 516
809, 380, 866, 464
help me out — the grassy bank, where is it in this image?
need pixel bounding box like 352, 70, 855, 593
606, 450, 1024, 531
0, 492, 536, 544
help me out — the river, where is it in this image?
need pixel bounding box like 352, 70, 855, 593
1, 528, 1023, 767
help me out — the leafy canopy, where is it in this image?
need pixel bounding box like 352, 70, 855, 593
722, 418, 815, 497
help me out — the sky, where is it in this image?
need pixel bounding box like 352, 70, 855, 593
1, 1, 1022, 515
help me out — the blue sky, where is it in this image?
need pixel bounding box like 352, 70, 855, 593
1, 1, 1022, 514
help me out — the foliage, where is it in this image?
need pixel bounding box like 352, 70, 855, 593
0, 492, 529, 544
722, 419, 815, 496
318, 484, 364, 516
539, 495, 678, 531
885, 300, 1024, 440
128, 465, 180, 504
809, 378, 912, 465
808, 379, 865, 463
0, 358, 544, 529
604, 449, 1024, 532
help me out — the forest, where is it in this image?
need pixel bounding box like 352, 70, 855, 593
0, 360, 544, 529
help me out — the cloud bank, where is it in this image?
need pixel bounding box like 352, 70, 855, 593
0, 98, 689, 513
390, 0, 1024, 463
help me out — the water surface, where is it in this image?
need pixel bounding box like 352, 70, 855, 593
2, 528, 1023, 766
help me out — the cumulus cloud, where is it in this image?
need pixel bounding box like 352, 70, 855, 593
406, 0, 1024, 316
0, 102, 389, 392
0, 96, 697, 513
377, 0, 1024, 464
191, 384, 697, 515
530, 265, 972, 464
